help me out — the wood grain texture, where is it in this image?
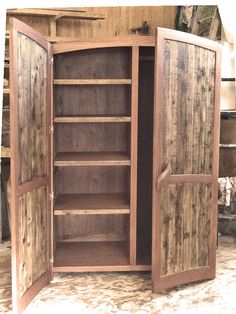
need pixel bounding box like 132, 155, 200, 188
55, 166, 130, 195
54, 85, 131, 116
17, 33, 48, 184
55, 123, 130, 154
54, 47, 131, 79
160, 183, 212, 276
7, 7, 176, 41
18, 186, 49, 297
162, 40, 215, 175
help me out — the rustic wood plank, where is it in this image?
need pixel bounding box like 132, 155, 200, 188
54, 116, 131, 123
160, 183, 212, 276
18, 187, 49, 297
162, 40, 215, 175
53, 79, 132, 85
54, 152, 131, 166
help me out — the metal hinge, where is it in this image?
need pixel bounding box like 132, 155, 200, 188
49, 124, 54, 134
49, 192, 54, 201
50, 257, 54, 265
49, 56, 54, 64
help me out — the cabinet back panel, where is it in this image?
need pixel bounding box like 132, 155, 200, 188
54, 85, 131, 116
220, 119, 236, 144
55, 166, 130, 195
55, 215, 129, 242
54, 47, 132, 79
136, 47, 154, 265
55, 123, 130, 153
219, 150, 236, 177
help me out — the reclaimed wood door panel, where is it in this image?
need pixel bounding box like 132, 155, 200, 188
152, 28, 221, 292
10, 18, 52, 313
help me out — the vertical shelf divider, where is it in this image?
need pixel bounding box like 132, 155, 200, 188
130, 46, 139, 265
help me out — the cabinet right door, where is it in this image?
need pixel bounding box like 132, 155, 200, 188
152, 28, 221, 292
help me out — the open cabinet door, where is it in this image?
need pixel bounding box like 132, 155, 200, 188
10, 18, 52, 312
152, 28, 221, 292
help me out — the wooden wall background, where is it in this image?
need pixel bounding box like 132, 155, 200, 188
6, 6, 177, 39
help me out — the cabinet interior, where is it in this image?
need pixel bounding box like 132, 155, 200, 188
53, 46, 154, 269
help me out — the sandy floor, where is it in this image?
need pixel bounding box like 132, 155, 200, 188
1, 236, 236, 314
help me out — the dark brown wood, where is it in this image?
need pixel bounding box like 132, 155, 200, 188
152, 28, 221, 292
55, 123, 130, 154
10, 18, 52, 313
129, 46, 139, 265
137, 46, 155, 268
54, 241, 129, 267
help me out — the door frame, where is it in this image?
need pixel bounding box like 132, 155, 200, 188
10, 18, 53, 312
152, 27, 221, 292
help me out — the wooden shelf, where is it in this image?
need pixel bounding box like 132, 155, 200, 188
221, 110, 236, 118
220, 144, 236, 149
219, 213, 236, 220
54, 152, 131, 166
3, 88, 10, 94
53, 79, 132, 85
54, 241, 129, 267
1, 147, 10, 158
54, 116, 131, 123
54, 193, 130, 215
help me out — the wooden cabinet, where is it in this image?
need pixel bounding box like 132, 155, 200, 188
9, 18, 221, 313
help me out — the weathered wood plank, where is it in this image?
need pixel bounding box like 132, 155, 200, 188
17, 33, 48, 184
160, 183, 212, 276
18, 187, 49, 297
162, 40, 215, 175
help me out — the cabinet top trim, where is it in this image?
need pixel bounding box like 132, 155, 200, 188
52, 36, 155, 54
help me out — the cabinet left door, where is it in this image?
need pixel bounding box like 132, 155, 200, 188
10, 18, 52, 313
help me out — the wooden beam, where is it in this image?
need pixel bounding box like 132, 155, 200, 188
7, 9, 106, 20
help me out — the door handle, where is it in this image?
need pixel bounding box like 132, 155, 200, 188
156, 162, 172, 190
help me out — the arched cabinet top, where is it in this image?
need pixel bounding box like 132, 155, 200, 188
52, 35, 155, 54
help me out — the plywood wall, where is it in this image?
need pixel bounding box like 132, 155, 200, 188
6, 6, 176, 39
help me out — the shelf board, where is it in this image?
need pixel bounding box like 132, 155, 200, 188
54, 116, 131, 123
53, 79, 132, 85
220, 144, 236, 149
54, 193, 130, 215
219, 213, 236, 220
54, 152, 131, 166
221, 110, 236, 118
1, 147, 11, 158
54, 241, 129, 267
3, 88, 10, 94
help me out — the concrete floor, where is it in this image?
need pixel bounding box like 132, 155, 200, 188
1, 236, 236, 314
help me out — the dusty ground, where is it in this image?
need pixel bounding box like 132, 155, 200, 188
1, 236, 236, 314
